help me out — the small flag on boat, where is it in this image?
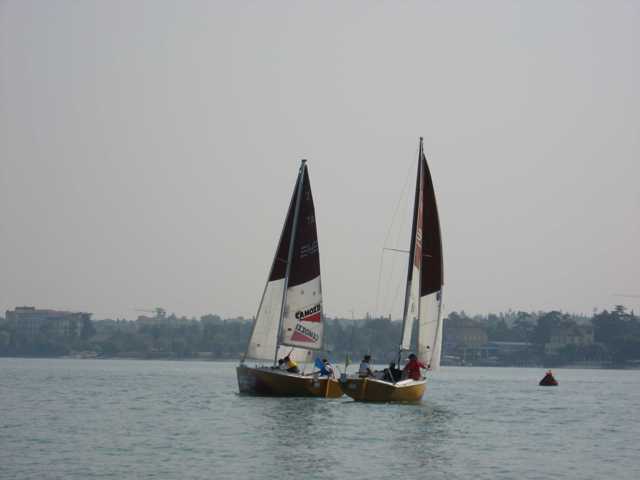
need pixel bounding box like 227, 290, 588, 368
314, 357, 324, 369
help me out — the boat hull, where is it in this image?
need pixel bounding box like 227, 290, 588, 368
236, 365, 343, 398
339, 377, 426, 402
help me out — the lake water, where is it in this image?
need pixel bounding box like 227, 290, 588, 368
1, 358, 639, 480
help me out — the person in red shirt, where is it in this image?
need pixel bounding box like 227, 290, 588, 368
403, 353, 426, 381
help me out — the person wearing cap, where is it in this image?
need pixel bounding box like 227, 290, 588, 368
403, 353, 426, 381
358, 355, 373, 377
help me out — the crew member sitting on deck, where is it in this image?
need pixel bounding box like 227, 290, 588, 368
320, 358, 334, 378
284, 355, 300, 374
358, 355, 373, 377
403, 353, 426, 381
384, 362, 402, 382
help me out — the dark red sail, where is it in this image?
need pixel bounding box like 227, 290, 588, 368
419, 150, 444, 296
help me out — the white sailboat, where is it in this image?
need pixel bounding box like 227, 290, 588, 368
236, 160, 342, 397
340, 138, 444, 402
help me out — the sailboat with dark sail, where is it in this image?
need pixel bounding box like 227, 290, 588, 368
236, 160, 342, 397
339, 138, 444, 402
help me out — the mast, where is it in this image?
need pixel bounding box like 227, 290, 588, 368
398, 137, 424, 366
274, 159, 307, 365
416, 138, 424, 341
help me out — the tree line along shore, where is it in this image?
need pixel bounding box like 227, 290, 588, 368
1, 306, 639, 368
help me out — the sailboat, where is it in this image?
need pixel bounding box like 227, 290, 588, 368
339, 138, 444, 402
236, 159, 342, 398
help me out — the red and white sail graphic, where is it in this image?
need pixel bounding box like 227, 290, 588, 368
280, 167, 324, 350
283, 280, 323, 347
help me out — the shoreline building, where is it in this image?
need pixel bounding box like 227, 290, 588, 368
545, 323, 594, 356
6, 306, 91, 340
442, 316, 489, 365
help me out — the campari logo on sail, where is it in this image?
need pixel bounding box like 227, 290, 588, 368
291, 323, 320, 343
295, 303, 321, 322
290, 303, 322, 343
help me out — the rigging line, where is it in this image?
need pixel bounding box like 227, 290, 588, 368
374, 154, 416, 318
382, 192, 410, 318
388, 267, 406, 322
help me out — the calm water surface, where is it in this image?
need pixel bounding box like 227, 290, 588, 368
1, 359, 639, 479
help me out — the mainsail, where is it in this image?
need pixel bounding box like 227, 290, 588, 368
243, 161, 323, 363
279, 166, 323, 352
400, 139, 444, 369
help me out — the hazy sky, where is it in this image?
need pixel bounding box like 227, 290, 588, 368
1, 1, 638, 320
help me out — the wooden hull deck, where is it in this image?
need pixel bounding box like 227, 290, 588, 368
236, 365, 343, 398
339, 376, 426, 402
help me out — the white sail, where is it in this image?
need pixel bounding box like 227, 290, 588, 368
275, 345, 314, 364
430, 300, 444, 370
242, 163, 299, 364
244, 279, 285, 361
400, 266, 420, 350
417, 290, 444, 369
280, 276, 323, 350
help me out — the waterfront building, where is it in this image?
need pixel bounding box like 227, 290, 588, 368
6, 306, 91, 340
444, 316, 488, 348
442, 316, 489, 364
545, 323, 594, 355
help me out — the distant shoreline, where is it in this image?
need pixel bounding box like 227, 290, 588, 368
2, 355, 638, 370
0, 354, 238, 363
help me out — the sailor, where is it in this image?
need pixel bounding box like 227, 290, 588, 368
284, 355, 300, 374
320, 358, 334, 378
358, 355, 373, 377
384, 361, 402, 382
403, 353, 426, 381
277, 358, 287, 370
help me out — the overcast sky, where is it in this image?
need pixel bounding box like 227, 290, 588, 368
1, 1, 638, 320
